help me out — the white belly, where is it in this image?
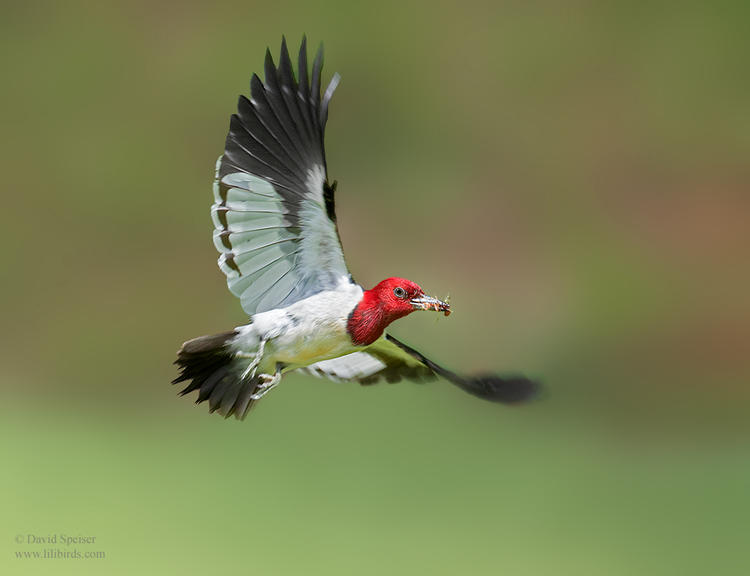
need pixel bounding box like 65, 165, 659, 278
231, 281, 364, 372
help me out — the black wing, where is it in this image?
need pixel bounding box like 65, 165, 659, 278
301, 334, 540, 403
213, 37, 351, 316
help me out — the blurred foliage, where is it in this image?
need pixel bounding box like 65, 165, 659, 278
1, 1, 749, 574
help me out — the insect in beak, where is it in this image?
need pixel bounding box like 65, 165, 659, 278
410, 295, 451, 316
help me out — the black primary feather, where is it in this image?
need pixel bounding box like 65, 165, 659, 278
385, 334, 540, 404
219, 37, 341, 232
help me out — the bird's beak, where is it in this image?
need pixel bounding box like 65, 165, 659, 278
411, 295, 451, 316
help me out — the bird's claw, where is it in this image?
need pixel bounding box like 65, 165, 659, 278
256, 374, 277, 390
250, 372, 281, 401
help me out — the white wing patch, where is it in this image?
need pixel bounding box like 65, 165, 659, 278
213, 160, 350, 316
299, 337, 436, 385
303, 351, 388, 382
297, 166, 349, 289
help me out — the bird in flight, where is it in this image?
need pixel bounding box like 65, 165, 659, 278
174, 37, 538, 420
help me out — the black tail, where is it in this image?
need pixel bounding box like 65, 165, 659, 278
172, 331, 259, 420
385, 334, 540, 404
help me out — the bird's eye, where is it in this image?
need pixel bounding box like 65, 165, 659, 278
393, 287, 407, 298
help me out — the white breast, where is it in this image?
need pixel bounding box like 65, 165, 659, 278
232, 278, 364, 371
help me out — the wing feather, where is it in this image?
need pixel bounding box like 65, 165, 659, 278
295, 37, 318, 148
298, 337, 436, 385
214, 38, 351, 316
236, 95, 307, 177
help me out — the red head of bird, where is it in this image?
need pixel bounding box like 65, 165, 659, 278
347, 277, 450, 346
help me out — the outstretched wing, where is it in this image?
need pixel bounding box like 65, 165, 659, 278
300, 334, 540, 403
298, 336, 437, 385
213, 36, 351, 316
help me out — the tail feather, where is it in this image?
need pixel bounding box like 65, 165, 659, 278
173, 330, 260, 420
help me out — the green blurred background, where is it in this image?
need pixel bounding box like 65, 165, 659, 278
2, 1, 749, 574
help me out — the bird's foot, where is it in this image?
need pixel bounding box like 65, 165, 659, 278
238, 339, 267, 380
250, 372, 281, 401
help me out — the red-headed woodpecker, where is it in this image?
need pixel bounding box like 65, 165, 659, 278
174, 37, 538, 420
